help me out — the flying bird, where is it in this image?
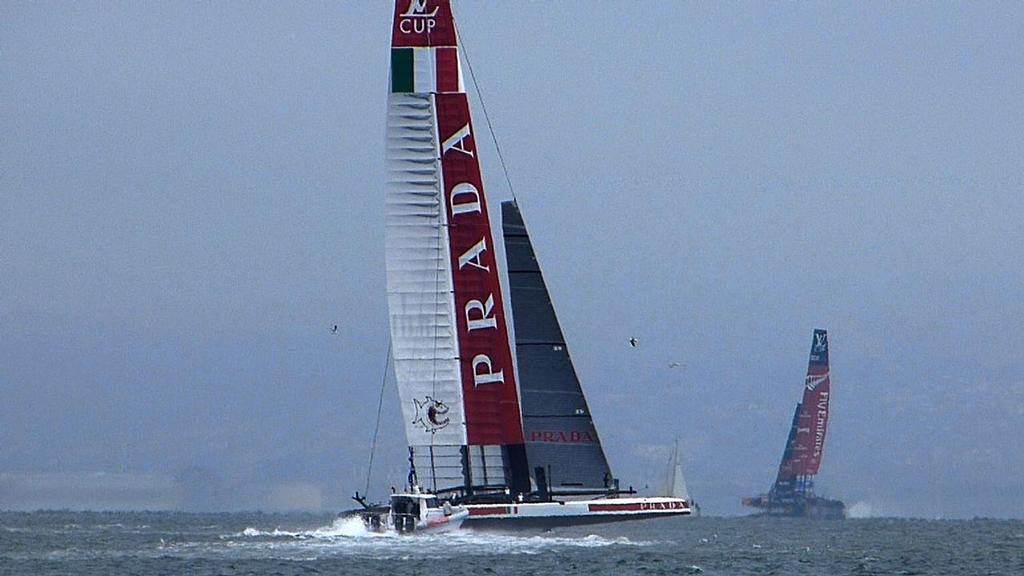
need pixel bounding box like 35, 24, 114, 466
331, 325, 339, 334
628, 337, 639, 348
668, 362, 684, 369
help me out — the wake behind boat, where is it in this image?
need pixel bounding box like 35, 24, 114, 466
346, 0, 692, 532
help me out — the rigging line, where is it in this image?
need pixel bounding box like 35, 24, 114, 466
364, 337, 393, 499
454, 20, 518, 204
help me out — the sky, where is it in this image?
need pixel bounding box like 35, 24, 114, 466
2, 2, 1023, 517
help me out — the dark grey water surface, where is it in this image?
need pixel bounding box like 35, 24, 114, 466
1, 512, 1021, 575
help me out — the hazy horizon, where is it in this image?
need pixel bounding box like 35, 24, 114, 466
3, 2, 1022, 518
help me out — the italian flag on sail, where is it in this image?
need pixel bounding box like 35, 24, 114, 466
390, 46, 462, 94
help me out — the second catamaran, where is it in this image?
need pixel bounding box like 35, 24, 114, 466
366, 0, 691, 530
742, 329, 846, 518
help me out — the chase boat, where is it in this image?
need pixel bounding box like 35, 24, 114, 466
347, 487, 468, 534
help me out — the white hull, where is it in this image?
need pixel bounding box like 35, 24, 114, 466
464, 497, 691, 529
416, 507, 469, 532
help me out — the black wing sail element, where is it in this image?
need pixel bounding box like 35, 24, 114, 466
501, 201, 614, 493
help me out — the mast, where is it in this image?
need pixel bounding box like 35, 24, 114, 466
385, 0, 528, 496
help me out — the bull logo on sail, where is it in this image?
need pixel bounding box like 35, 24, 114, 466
412, 396, 450, 433
399, 0, 438, 34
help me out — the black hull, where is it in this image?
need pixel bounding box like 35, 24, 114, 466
748, 497, 847, 519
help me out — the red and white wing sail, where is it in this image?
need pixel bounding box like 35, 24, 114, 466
385, 0, 525, 491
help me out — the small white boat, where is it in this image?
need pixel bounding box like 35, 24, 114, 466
352, 489, 469, 534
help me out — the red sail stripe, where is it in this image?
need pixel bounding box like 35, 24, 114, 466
435, 47, 459, 93
435, 93, 526, 447
790, 336, 831, 476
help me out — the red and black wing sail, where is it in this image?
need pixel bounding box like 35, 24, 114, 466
774, 329, 832, 482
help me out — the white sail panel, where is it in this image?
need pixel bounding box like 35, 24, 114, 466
670, 442, 690, 501
385, 92, 467, 449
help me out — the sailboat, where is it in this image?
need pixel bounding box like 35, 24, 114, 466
359, 0, 692, 531
668, 440, 700, 516
742, 329, 846, 518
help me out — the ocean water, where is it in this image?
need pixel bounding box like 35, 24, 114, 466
1, 511, 1021, 575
